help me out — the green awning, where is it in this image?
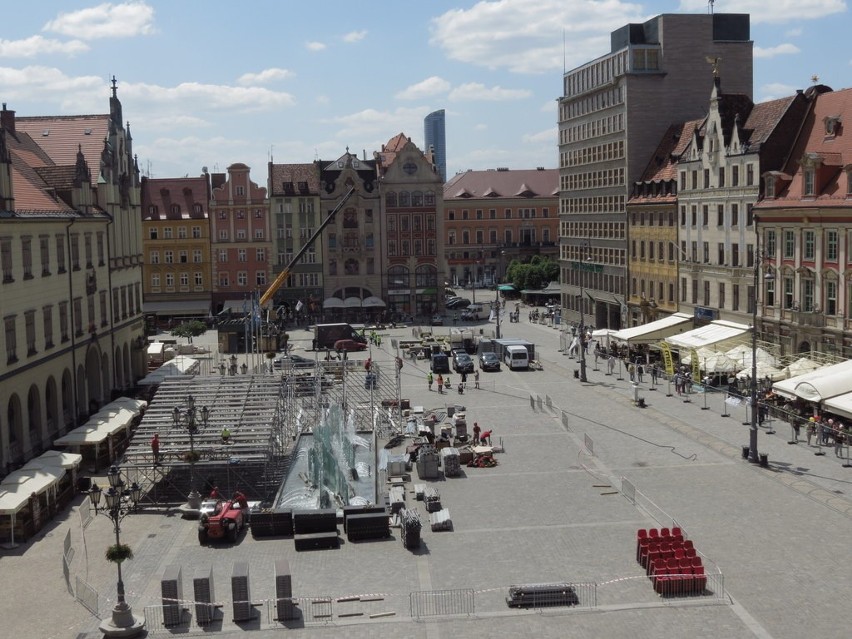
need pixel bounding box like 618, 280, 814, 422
498, 284, 517, 292
420, 287, 437, 295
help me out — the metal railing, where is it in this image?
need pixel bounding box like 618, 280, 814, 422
410, 588, 474, 618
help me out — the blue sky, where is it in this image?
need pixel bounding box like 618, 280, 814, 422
2, 1, 849, 181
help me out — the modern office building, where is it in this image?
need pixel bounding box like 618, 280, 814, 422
558, 13, 753, 330
424, 109, 447, 183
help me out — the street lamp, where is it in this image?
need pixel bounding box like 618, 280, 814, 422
89, 465, 144, 637
172, 395, 210, 509
578, 245, 591, 383
748, 216, 773, 464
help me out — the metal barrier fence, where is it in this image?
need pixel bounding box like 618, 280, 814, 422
505, 581, 597, 610
410, 588, 474, 618
75, 575, 99, 616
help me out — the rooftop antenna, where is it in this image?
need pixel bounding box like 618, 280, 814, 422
708, 0, 715, 14
811, 74, 820, 84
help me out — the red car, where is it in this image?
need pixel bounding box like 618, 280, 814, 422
334, 338, 368, 352
198, 495, 248, 544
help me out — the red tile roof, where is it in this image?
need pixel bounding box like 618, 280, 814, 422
5, 130, 77, 214
140, 176, 209, 220
443, 168, 557, 200
14, 114, 110, 187
758, 87, 852, 209
629, 120, 699, 205
268, 163, 320, 196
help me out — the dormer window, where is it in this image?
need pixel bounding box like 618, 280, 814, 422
824, 115, 841, 137
766, 177, 775, 198
804, 168, 815, 197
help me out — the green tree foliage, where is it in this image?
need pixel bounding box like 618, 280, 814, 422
170, 320, 207, 341
505, 256, 559, 291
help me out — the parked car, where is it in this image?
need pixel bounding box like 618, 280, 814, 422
431, 352, 450, 373
273, 354, 315, 369
478, 352, 501, 371
446, 298, 471, 310
453, 352, 475, 374
334, 339, 368, 352
431, 314, 444, 326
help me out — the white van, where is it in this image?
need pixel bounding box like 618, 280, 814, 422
504, 344, 529, 370
461, 304, 488, 320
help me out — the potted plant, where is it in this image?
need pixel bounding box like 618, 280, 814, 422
105, 543, 134, 564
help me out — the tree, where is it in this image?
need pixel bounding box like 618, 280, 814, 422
505, 256, 559, 291
171, 320, 207, 343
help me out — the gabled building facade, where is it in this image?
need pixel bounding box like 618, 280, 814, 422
376, 134, 444, 319
209, 163, 269, 312
0, 81, 142, 474
140, 174, 212, 323
756, 86, 852, 358
626, 121, 698, 325
266, 162, 323, 316
318, 150, 383, 320
676, 79, 810, 326
443, 168, 558, 289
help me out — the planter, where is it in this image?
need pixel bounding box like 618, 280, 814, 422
105, 543, 134, 563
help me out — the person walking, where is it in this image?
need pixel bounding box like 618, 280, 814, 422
650, 363, 659, 385
628, 362, 636, 382
461, 371, 467, 387
474, 369, 480, 389
427, 371, 434, 391
437, 374, 444, 394
472, 422, 481, 445
807, 417, 816, 446
151, 432, 160, 465
637, 362, 644, 383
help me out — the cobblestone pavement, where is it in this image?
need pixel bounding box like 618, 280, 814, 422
3, 314, 851, 638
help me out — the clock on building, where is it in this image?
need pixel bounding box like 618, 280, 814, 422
403, 161, 418, 175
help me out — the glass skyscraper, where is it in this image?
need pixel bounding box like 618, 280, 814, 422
424, 109, 446, 183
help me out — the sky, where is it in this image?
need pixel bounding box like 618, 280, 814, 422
1, 1, 850, 182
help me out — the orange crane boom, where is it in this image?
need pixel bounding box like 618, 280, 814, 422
259, 186, 355, 307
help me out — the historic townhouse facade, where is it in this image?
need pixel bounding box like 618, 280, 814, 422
0, 83, 143, 474
676, 79, 810, 326
209, 163, 269, 312
266, 162, 324, 314
443, 168, 558, 289
756, 86, 852, 358
318, 150, 383, 320
376, 134, 444, 318
558, 13, 752, 330
625, 122, 697, 325
140, 175, 212, 322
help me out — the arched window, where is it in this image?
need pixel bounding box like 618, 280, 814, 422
388, 265, 409, 289
412, 191, 423, 206
424, 191, 435, 206
415, 265, 437, 287
399, 191, 410, 207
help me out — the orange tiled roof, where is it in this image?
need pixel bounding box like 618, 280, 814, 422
443, 168, 557, 201
15, 114, 110, 187
5, 129, 77, 214
759, 87, 852, 208
628, 120, 699, 205
141, 176, 209, 220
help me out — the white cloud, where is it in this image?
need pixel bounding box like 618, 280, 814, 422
43, 1, 156, 39
540, 99, 556, 113
306, 41, 326, 51
754, 43, 801, 59
396, 76, 451, 100
523, 127, 557, 145
677, 0, 846, 23
786, 28, 803, 37
237, 68, 293, 86
430, 0, 646, 74
343, 30, 367, 43
0, 35, 89, 58
448, 82, 531, 101
758, 82, 799, 101
0, 65, 103, 106
122, 81, 296, 112
330, 106, 432, 140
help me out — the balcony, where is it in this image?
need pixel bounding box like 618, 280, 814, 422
791, 311, 826, 328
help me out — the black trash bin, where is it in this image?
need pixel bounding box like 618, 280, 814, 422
741, 446, 750, 459
759, 453, 769, 467
573, 370, 580, 379
77, 476, 92, 493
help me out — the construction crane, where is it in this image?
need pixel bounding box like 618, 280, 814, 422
259, 186, 355, 307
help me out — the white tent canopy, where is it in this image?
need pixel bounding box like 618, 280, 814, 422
725, 345, 779, 369
665, 320, 750, 350
0, 468, 63, 515
54, 397, 146, 447
823, 392, 852, 421
361, 296, 386, 307
681, 347, 739, 373
612, 312, 693, 345
780, 357, 821, 379
323, 297, 344, 309
772, 359, 852, 402
736, 361, 785, 381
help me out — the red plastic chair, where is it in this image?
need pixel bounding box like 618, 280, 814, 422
692, 566, 707, 592
683, 539, 694, 552
685, 547, 697, 559
644, 547, 660, 571
637, 537, 651, 563
674, 548, 685, 560
671, 526, 682, 537
690, 556, 703, 569
653, 567, 669, 593
648, 528, 660, 540
660, 527, 670, 538
679, 557, 691, 572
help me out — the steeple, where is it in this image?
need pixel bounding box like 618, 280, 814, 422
110, 75, 123, 127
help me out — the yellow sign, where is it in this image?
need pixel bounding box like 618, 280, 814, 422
659, 342, 674, 376
691, 348, 700, 381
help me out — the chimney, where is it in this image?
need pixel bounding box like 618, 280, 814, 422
1, 103, 15, 136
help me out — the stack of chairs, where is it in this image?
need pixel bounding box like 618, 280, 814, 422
636, 527, 707, 596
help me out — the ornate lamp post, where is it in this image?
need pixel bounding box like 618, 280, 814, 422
89, 465, 144, 637
172, 395, 210, 510
748, 215, 773, 464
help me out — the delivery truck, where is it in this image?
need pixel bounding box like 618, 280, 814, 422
312, 323, 365, 350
